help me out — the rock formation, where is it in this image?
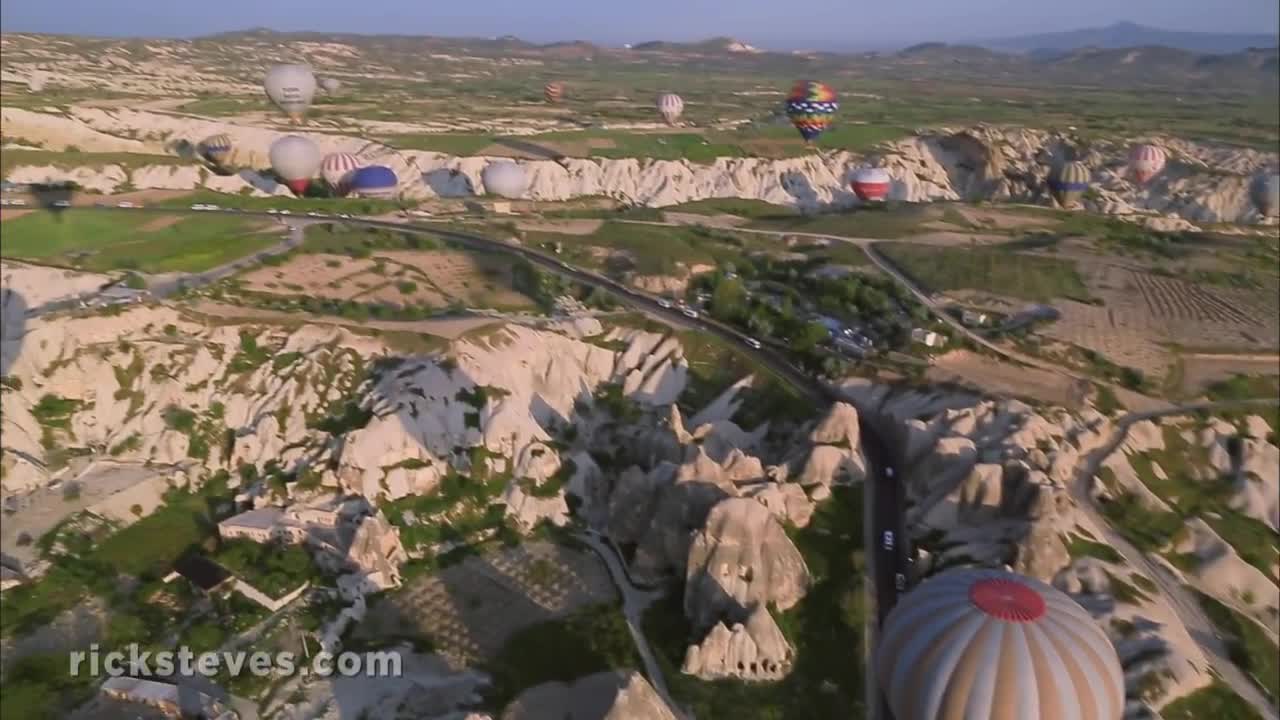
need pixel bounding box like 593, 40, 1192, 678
681, 604, 795, 681
502, 671, 677, 720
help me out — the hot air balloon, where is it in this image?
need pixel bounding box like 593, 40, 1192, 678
1050, 161, 1091, 207
482, 161, 528, 199
1129, 144, 1166, 184
198, 134, 234, 167
878, 569, 1124, 720
1251, 173, 1279, 218
321, 152, 363, 194
347, 165, 399, 199
785, 81, 838, 144
264, 64, 317, 123
319, 77, 341, 94
269, 135, 321, 195
544, 82, 565, 104
656, 93, 684, 126
851, 167, 891, 202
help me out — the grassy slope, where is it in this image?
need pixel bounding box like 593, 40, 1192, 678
1, 210, 280, 273
876, 241, 1091, 302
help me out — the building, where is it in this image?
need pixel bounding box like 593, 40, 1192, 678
911, 328, 945, 348
338, 513, 411, 598
960, 310, 990, 327
100, 677, 233, 719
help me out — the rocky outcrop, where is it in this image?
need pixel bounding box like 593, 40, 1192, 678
502, 670, 677, 720
4, 107, 1276, 225
681, 604, 795, 681
684, 498, 810, 631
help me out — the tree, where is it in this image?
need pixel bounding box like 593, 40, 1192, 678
710, 278, 747, 323
793, 321, 831, 352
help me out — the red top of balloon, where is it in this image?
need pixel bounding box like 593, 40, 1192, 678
969, 578, 1046, 622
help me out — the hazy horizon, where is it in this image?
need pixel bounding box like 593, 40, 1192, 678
2, 0, 1277, 51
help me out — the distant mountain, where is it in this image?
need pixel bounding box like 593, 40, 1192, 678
630, 36, 762, 54
897, 42, 1012, 62
981, 21, 1278, 55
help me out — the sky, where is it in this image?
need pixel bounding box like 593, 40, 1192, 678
2, 0, 1277, 50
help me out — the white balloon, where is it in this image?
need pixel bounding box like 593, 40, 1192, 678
269, 135, 321, 187
264, 64, 317, 121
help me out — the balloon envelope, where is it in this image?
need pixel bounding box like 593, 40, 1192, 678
321, 152, 363, 192
1051, 161, 1091, 206
1251, 173, 1280, 217
319, 77, 341, 94
544, 82, 565, 104
482, 162, 528, 199
269, 135, 321, 195
656, 93, 684, 126
199, 134, 233, 165
1129, 144, 1166, 184
851, 167, 892, 201
877, 569, 1124, 720
264, 64, 317, 122
348, 165, 399, 199
785, 80, 838, 143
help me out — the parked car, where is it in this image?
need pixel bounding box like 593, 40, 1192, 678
745, 338, 762, 350
681, 308, 699, 320
895, 573, 907, 591
657, 299, 672, 309
885, 467, 895, 479
116, 201, 135, 208
53, 200, 71, 208
266, 208, 279, 214
882, 531, 895, 551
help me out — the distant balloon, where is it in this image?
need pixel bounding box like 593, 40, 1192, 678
264, 64, 317, 123
269, 135, 321, 195
1252, 173, 1280, 218
851, 167, 892, 202
319, 77, 341, 94
785, 80, 838, 143
878, 569, 1124, 720
27, 76, 45, 93
347, 165, 399, 199
544, 82, 565, 104
656, 93, 684, 126
1129, 144, 1166, 184
321, 152, 363, 194
198, 134, 234, 167
1051, 161, 1091, 207
482, 161, 528, 199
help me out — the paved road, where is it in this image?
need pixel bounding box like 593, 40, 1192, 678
1071, 398, 1280, 720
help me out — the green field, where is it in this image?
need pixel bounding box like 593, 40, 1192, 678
1197, 593, 1280, 703
876, 241, 1092, 302
155, 189, 403, 215
1, 210, 282, 273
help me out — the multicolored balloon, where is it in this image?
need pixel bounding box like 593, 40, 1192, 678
544, 82, 565, 104
482, 161, 528, 199
321, 152, 363, 194
851, 167, 891, 202
877, 569, 1124, 720
656, 93, 684, 126
348, 165, 399, 199
1050, 161, 1091, 207
269, 135, 321, 195
1252, 173, 1280, 218
198, 134, 234, 167
264, 64, 317, 123
785, 81, 838, 143
1129, 144, 1167, 184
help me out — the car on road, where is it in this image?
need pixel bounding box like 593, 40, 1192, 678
95, 202, 109, 207
279, 210, 292, 215
657, 299, 672, 309
338, 213, 351, 219
53, 200, 71, 208
882, 531, 895, 551
681, 308, 699, 320
885, 467, 895, 478
559, 261, 572, 270
306, 212, 321, 217
116, 201, 135, 208
745, 338, 762, 350
895, 573, 907, 592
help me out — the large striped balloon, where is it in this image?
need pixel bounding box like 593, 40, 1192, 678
1051, 161, 1091, 207
1251, 173, 1279, 218
785, 80, 838, 143
321, 152, 363, 194
544, 82, 565, 104
656, 93, 684, 126
1128, 144, 1166, 184
198, 134, 233, 166
877, 569, 1124, 720
851, 166, 892, 202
